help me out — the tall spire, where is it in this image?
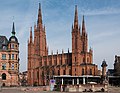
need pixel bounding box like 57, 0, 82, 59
30, 27, 32, 43
74, 5, 78, 29
37, 3, 42, 25
12, 22, 15, 36
82, 15, 86, 34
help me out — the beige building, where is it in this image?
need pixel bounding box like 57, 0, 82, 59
0, 22, 19, 86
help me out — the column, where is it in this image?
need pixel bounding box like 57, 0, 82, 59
62, 78, 63, 85
77, 78, 79, 85
83, 77, 85, 85
72, 79, 74, 85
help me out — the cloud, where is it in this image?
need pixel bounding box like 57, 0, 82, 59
80, 7, 120, 16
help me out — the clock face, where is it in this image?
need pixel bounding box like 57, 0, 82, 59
0, 37, 4, 43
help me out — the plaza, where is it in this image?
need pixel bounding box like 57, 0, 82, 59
0, 86, 120, 93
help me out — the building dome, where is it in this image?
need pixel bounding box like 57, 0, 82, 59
9, 36, 18, 43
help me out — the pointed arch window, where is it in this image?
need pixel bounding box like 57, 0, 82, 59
58, 70, 60, 75
63, 70, 66, 75
82, 68, 84, 75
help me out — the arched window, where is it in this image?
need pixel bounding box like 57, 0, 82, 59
90, 69, 92, 75
2, 73, 6, 80
37, 71, 39, 79
63, 70, 66, 75
69, 69, 71, 75
82, 68, 84, 75
58, 70, 60, 75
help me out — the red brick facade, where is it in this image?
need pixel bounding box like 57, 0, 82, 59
27, 4, 98, 86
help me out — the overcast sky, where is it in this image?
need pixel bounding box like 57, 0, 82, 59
0, 0, 120, 72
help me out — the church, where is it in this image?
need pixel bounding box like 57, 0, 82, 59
27, 4, 98, 86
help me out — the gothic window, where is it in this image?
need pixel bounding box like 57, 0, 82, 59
12, 54, 14, 60
11, 63, 14, 70
90, 69, 92, 75
2, 63, 6, 70
82, 68, 84, 75
69, 69, 71, 75
63, 70, 66, 75
2, 54, 6, 60
2, 73, 6, 80
37, 71, 39, 79
58, 70, 60, 75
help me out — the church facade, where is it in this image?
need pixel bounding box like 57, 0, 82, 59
0, 22, 19, 86
28, 4, 98, 86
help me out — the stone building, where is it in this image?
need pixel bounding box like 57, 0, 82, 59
28, 4, 98, 86
114, 55, 120, 76
0, 22, 19, 86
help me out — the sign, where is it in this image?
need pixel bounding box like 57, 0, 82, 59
50, 79, 55, 91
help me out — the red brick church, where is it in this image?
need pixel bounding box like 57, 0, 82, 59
27, 4, 98, 86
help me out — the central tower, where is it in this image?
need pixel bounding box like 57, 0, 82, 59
34, 3, 47, 56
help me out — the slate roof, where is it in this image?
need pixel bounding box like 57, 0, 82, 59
0, 35, 8, 50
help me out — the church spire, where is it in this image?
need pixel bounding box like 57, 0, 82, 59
30, 27, 32, 43
74, 5, 78, 29
82, 15, 86, 35
37, 3, 42, 25
12, 22, 15, 36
